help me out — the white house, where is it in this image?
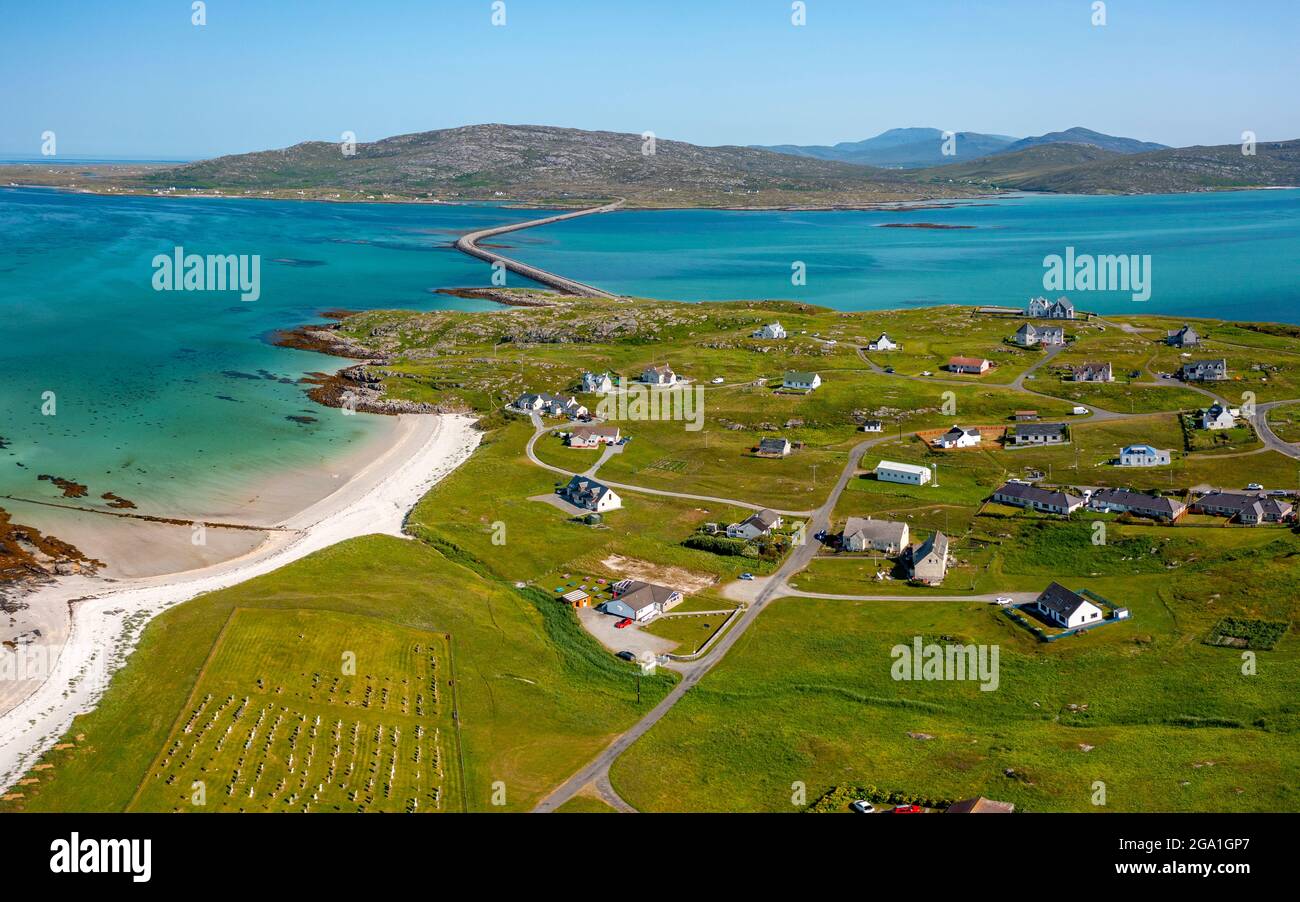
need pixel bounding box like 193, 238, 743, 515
842, 517, 909, 554
580, 371, 615, 394
876, 460, 932, 486
1117, 444, 1172, 467
753, 322, 787, 340
1025, 296, 1076, 319
867, 333, 898, 351
1200, 403, 1236, 430
604, 580, 683, 622
860, 419, 885, 433
559, 475, 622, 512
727, 508, 783, 540
782, 371, 822, 391
1013, 323, 1065, 348
641, 364, 678, 386
933, 426, 982, 449
947, 356, 991, 375
1034, 582, 1103, 629
1072, 362, 1113, 383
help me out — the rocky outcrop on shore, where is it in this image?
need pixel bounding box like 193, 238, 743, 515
435, 287, 565, 308
0, 508, 101, 586
302, 364, 467, 417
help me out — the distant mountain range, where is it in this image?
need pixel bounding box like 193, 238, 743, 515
755, 125, 1168, 169
51, 123, 1294, 207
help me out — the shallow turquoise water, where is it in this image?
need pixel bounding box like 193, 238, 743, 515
512, 190, 1300, 319
3, 187, 1297, 526
0, 188, 530, 517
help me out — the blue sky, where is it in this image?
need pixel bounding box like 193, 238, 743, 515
2, 0, 1297, 158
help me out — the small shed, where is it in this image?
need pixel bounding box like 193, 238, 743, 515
562, 590, 591, 608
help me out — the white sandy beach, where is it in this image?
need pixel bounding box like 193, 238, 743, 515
0, 412, 480, 791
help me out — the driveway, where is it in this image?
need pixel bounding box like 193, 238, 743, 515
577, 606, 678, 660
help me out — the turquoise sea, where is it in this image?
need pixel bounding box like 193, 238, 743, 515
1, 186, 1297, 533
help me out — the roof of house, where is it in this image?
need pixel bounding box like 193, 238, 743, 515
612, 580, 680, 613
1035, 582, 1094, 618
946, 797, 1015, 814
784, 370, 820, 383
561, 590, 590, 604
740, 508, 782, 531
1073, 362, 1111, 376
843, 517, 908, 546
644, 363, 675, 376
1194, 490, 1292, 516
942, 425, 980, 439
570, 424, 620, 440
1011, 422, 1068, 438
1122, 444, 1162, 455
563, 475, 614, 503
1182, 358, 1226, 370
912, 530, 949, 564
1169, 323, 1198, 338
948, 356, 989, 367
877, 460, 931, 477
994, 481, 1082, 508
758, 437, 791, 452
1090, 488, 1184, 517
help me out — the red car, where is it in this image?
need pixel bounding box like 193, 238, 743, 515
614, 618, 634, 629
890, 804, 923, 814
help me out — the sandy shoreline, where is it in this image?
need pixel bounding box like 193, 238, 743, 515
0, 412, 480, 791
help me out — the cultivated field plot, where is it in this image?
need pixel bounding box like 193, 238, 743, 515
130, 608, 459, 813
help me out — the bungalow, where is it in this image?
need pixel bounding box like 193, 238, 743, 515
580, 371, 615, 394
1007, 422, 1069, 447
1025, 296, 1076, 319
946, 797, 1015, 814
566, 424, 621, 448
1191, 490, 1293, 525
559, 475, 622, 512
1088, 488, 1187, 522
1166, 323, 1200, 347
867, 332, 899, 351
604, 580, 683, 622
1179, 359, 1228, 382
908, 531, 950, 585
1117, 444, 1172, 467
860, 419, 885, 433
934, 426, 982, 449
727, 508, 783, 540
841, 517, 909, 554
876, 460, 933, 486
1013, 323, 1065, 348
1200, 403, 1236, 430
1034, 582, 1103, 629
783, 371, 822, 391
947, 356, 991, 375
991, 481, 1085, 516
756, 437, 793, 458
1072, 362, 1113, 383
641, 364, 678, 386
753, 322, 787, 340
1013, 410, 1039, 421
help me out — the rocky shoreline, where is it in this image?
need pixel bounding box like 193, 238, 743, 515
0, 507, 101, 588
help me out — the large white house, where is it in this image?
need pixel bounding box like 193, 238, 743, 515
1200, 403, 1236, 430
727, 508, 782, 540
1034, 582, 1104, 629
933, 426, 982, 449
1025, 296, 1076, 319
1117, 444, 1172, 467
559, 475, 622, 512
1013, 323, 1065, 348
867, 333, 898, 351
752, 322, 787, 340
641, 364, 678, 386
782, 371, 822, 391
875, 460, 932, 486
580, 371, 615, 394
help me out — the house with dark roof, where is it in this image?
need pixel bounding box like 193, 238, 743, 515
908, 531, 950, 585
841, 517, 909, 554
1179, 358, 1227, 382
1088, 488, 1187, 521
782, 371, 822, 391
1007, 422, 1069, 446
1166, 323, 1200, 347
991, 481, 1084, 516
1191, 490, 1293, 525
604, 580, 684, 622
559, 475, 622, 512
1034, 582, 1103, 629
1025, 296, 1075, 319
1200, 403, 1236, 430
934, 425, 982, 449
1013, 323, 1065, 348
860, 419, 884, 433
756, 437, 793, 458
1072, 362, 1113, 383
727, 508, 783, 540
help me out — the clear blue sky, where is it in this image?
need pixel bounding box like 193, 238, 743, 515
3, 0, 1296, 159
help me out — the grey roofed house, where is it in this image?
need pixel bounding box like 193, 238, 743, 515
559, 475, 620, 511
841, 517, 909, 554
1167, 323, 1200, 347
1007, 422, 1069, 445
1072, 362, 1113, 382
991, 481, 1084, 514
757, 437, 793, 457
1192, 490, 1293, 524
610, 579, 682, 613
1179, 358, 1227, 381
742, 508, 782, 532
1088, 488, 1186, 521
909, 531, 949, 585
1034, 582, 1097, 621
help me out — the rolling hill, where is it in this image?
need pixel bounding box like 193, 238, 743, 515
998, 126, 1167, 156
757, 127, 1019, 168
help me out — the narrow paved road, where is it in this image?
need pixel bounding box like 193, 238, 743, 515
455, 201, 624, 298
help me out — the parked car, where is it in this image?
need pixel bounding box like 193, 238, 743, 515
1247, 483, 1264, 491
849, 800, 875, 814
890, 804, 923, 814
884, 366, 895, 374
615, 651, 635, 661
739, 572, 755, 581
995, 596, 1013, 606
614, 618, 633, 629
711, 377, 725, 384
